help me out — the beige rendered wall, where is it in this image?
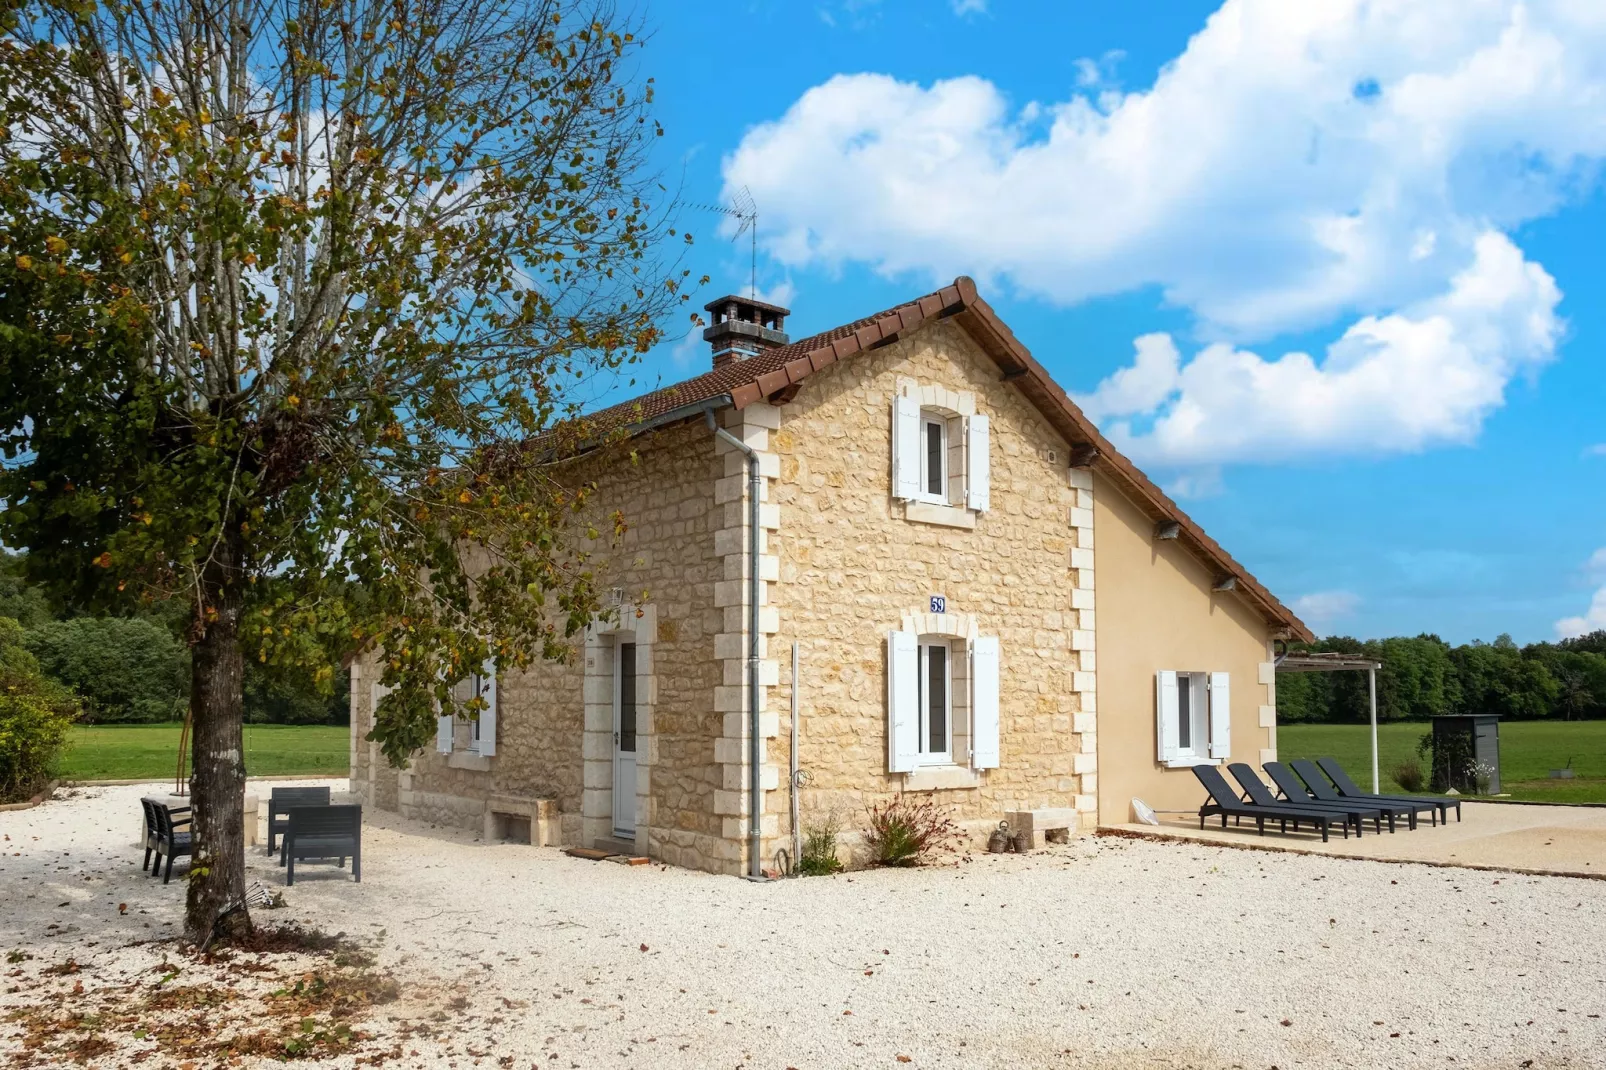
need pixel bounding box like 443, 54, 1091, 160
1092, 477, 1276, 822
770, 318, 1095, 859
349, 418, 731, 869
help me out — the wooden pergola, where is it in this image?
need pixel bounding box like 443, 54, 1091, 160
1275, 652, 1385, 792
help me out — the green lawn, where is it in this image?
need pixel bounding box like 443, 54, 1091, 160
1278, 721, 1606, 805
59, 723, 349, 781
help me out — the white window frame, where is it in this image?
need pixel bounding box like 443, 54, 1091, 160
916, 411, 949, 505
1159, 670, 1227, 768
465, 662, 497, 757
1173, 671, 1208, 762
916, 638, 953, 765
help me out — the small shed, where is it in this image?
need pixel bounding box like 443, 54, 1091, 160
1429, 714, 1501, 794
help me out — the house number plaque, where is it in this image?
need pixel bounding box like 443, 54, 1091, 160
930, 595, 947, 614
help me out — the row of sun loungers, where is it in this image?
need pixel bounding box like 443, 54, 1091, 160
1194, 757, 1462, 842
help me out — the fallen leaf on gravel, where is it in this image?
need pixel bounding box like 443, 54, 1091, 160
897, 1056, 911, 1063
1279, 1019, 1292, 1026
639, 944, 648, 952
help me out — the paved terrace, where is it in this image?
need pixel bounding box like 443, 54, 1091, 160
1112, 800, 1606, 878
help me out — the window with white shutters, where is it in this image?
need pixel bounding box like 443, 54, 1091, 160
890, 394, 989, 514
472, 659, 498, 757
1157, 669, 1229, 766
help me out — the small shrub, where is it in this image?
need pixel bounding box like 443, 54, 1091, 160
0, 617, 79, 802
1392, 757, 1426, 793
796, 815, 843, 876
863, 794, 960, 867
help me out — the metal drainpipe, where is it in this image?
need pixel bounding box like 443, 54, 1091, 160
705, 408, 765, 880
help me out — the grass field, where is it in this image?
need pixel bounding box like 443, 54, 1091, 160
59, 723, 349, 781
1277, 721, 1606, 804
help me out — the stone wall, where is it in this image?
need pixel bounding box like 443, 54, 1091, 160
768, 319, 1093, 862
349, 419, 731, 870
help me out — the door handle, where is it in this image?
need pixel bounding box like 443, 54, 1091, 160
613, 731, 620, 745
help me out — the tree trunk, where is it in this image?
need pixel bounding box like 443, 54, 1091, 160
184, 537, 252, 944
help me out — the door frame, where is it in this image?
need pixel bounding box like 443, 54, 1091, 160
611, 637, 638, 838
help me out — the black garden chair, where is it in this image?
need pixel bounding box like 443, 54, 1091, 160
149, 802, 193, 884
140, 797, 190, 873
282, 804, 362, 886
266, 786, 332, 856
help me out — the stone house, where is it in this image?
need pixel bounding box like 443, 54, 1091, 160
348, 277, 1312, 876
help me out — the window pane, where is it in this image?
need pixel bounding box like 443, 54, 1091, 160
619, 642, 637, 752
1177, 673, 1191, 750
925, 421, 944, 496
927, 644, 947, 753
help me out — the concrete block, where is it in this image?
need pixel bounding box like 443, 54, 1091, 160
1258, 704, 1277, 728
742, 402, 782, 430
1258, 661, 1276, 685
1070, 629, 1095, 651
1073, 794, 1097, 813
1070, 507, 1094, 529
1079, 731, 1097, 754
1071, 588, 1095, 610
1079, 773, 1097, 794
1070, 547, 1094, 570
1073, 752, 1098, 774
1072, 671, 1096, 693
1067, 468, 1092, 490
1073, 712, 1098, 735
1005, 808, 1076, 836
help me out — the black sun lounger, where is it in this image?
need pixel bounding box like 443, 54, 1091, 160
1262, 761, 1413, 833
1227, 763, 1367, 838
1307, 758, 1461, 824
1193, 764, 1347, 842
1288, 759, 1440, 827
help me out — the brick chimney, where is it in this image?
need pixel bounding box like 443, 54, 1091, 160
703, 295, 790, 370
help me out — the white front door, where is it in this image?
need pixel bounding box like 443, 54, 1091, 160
612, 640, 638, 837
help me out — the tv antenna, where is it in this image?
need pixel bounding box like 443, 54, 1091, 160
694, 185, 759, 300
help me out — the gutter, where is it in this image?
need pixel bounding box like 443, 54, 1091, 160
704, 406, 765, 881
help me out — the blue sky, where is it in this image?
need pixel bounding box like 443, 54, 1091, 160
620, 0, 1606, 645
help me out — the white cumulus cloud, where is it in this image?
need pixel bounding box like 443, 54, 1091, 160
1291, 590, 1362, 630
1556, 549, 1606, 638
1079, 232, 1561, 465
722, 0, 1606, 466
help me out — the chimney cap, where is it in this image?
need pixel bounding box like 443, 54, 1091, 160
703, 294, 791, 319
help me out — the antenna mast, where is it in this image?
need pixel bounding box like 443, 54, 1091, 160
694, 186, 759, 300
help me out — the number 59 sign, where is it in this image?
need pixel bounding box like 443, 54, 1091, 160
930, 595, 946, 614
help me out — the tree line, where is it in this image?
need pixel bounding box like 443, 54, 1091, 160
1278, 631, 1606, 724
1, 554, 347, 725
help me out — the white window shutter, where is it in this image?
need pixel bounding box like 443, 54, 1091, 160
476, 658, 498, 757
1209, 671, 1231, 759
966, 414, 990, 512
1156, 671, 1180, 763
436, 714, 454, 754
887, 631, 919, 772
970, 635, 1000, 769
892, 395, 921, 500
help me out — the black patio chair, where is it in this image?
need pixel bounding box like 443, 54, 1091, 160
282, 804, 362, 886
1227, 763, 1366, 838
267, 786, 332, 856
1288, 758, 1440, 827
1309, 758, 1461, 824
1193, 764, 1346, 842
1263, 761, 1413, 832
140, 797, 190, 872
150, 802, 193, 884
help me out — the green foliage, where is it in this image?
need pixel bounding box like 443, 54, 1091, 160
1392, 757, 1426, 793
863, 795, 960, 868
24, 616, 186, 723
0, 553, 53, 628
796, 815, 844, 877
0, 617, 79, 801
1278, 632, 1606, 723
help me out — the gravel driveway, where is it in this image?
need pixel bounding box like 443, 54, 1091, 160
3, 782, 1604, 1069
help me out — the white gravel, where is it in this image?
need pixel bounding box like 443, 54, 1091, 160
3, 782, 1605, 1069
